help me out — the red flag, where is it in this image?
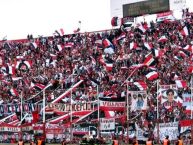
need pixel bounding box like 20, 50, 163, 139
32, 111, 39, 123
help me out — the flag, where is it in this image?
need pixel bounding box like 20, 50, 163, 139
102, 39, 112, 48
64, 42, 74, 48
146, 71, 159, 81
180, 26, 189, 36
116, 32, 126, 41
15, 60, 32, 70
152, 49, 164, 58
188, 66, 193, 74
73, 28, 80, 33
30, 82, 46, 90
32, 110, 39, 123
175, 80, 187, 88
95, 40, 103, 46
183, 45, 193, 52
60, 28, 65, 35
9, 88, 19, 97
31, 42, 38, 49
144, 42, 153, 50
130, 42, 137, 50
7, 65, 16, 75
105, 63, 113, 71
158, 36, 168, 42
90, 56, 96, 65
55, 28, 65, 36
178, 51, 187, 58
12, 77, 23, 81
55, 45, 63, 51
104, 111, 115, 118
134, 81, 147, 90
138, 24, 148, 33
143, 53, 155, 66
111, 17, 122, 26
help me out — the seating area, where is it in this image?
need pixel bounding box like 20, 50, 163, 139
0, 8, 193, 143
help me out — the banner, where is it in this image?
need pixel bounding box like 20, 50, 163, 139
0, 123, 20, 132
73, 127, 89, 135
159, 84, 182, 109
154, 122, 179, 140
99, 101, 125, 111
46, 124, 64, 134
135, 123, 148, 141
0, 126, 20, 132
0, 103, 34, 114
156, 11, 175, 22
100, 118, 115, 130
130, 91, 147, 111
182, 93, 192, 111
179, 120, 191, 134
47, 102, 94, 112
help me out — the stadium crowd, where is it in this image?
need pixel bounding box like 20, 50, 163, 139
0, 8, 193, 144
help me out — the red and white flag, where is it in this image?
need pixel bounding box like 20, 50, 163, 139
24, 60, 32, 69
138, 24, 148, 33
183, 45, 193, 52
31, 42, 38, 49
104, 111, 115, 118
116, 32, 126, 41
146, 71, 159, 81
153, 49, 164, 58
90, 56, 96, 65
59, 28, 65, 35
143, 53, 154, 66
180, 26, 189, 36
144, 42, 153, 50
130, 42, 137, 50
103, 39, 112, 48
7, 65, 16, 75
158, 36, 168, 42
175, 80, 187, 88
105, 63, 113, 71
95, 40, 103, 46
56, 45, 63, 51
134, 81, 147, 90
10, 88, 19, 97
65, 42, 74, 48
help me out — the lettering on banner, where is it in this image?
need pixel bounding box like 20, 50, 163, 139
101, 101, 125, 107
154, 122, 179, 140
0, 127, 19, 132
47, 102, 93, 112
0, 103, 34, 115
100, 118, 115, 130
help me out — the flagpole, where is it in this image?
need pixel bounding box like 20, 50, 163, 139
191, 76, 193, 119
20, 91, 23, 139
191, 75, 193, 143
126, 81, 129, 144
70, 88, 73, 141
97, 85, 100, 138
156, 79, 160, 144
43, 89, 46, 142
21, 91, 23, 123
